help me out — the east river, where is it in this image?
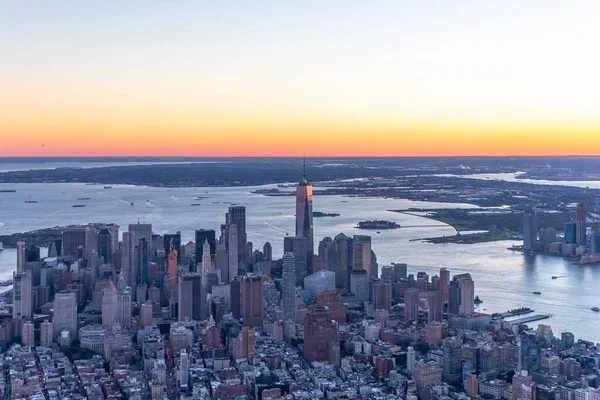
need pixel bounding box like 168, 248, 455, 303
1, 181, 599, 342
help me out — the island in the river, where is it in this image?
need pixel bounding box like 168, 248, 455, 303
356, 220, 399, 230
313, 211, 340, 217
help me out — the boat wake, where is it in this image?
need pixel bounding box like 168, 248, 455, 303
263, 221, 290, 235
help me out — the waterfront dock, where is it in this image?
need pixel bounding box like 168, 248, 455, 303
508, 314, 552, 325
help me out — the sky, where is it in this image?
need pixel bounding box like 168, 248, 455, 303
1, 0, 600, 157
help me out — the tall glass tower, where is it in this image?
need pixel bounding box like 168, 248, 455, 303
296, 158, 314, 274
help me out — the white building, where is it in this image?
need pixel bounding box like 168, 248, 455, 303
13, 272, 32, 319
304, 269, 335, 298
79, 324, 105, 353
102, 280, 118, 328
22, 322, 35, 346
53, 291, 77, 342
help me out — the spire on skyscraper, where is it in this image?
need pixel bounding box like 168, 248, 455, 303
300, 156, 309, 186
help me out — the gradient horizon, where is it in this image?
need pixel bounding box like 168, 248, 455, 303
2, 1, 600, 157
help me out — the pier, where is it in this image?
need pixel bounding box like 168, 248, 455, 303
508, 314, 552, 325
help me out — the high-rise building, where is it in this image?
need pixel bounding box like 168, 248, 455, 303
295, 161, 314, 274
373, 282, 392, 311
195, 229, 216, 265
316, 290, 346, 323
62, 226, 90, 256
98, 228, 113, 263
327, 233, 351, 292
522, 207, 537, 251
591, 231, 600, 254
414, 360, 442, 391
427, 291, 443, 322
350, 270, 369, 302
122, 232, 133, 285
228, 206, 247, 272
102, 279, 118, 328
13, 271, 32, 319
443, 336, 463, 385
404, 288, 419, 323
179, 349, 189, 388
40, 321, 53, 347
53, 291, 77, 342
284, 236, 308, 286
228, 224, 239, 281
449, 273, 475, 315
216, 241, 229, 283
353, 235, 373, 276
407, 346, 416, 372
281, 252, 296, 321
304, 269, 335, 298
576, 204, 587, 245
117, 286, 132, 328
17, 239, 26, 273
240, 274, 263, 328
22, 322, 35, 346
465, 372, 479, 398
303, 306, 338, 362
564, 222, 577, 244
178, 273, 204, 321
164, 232, 182, 264
263, 242, 272, 262
439, 268, 450, 305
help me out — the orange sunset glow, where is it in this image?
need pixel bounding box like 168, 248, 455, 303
1, 1, 600, 157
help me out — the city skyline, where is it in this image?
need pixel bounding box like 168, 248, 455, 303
2, 1, 600, 157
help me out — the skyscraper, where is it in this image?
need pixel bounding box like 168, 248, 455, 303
98, 228, 113, 263
240, 274, 263, 328
283, 236, 308, 286
303, 306, 338, 362
179, 349, 189, 388
576, 203, 587, 245
353, 235, 373, 276
427, 291, 443, 322
216, 240, 229, 283
164, 232, 182, 264
228, 206, 247, 272
449, 273, 475, 315
13, 271, 32, 319
40, 321, 53, 347
522, 207, 537, 251
296, 160, 314, 273
404, 288, 419, 323
443, 336, 463, 386
263, 242, 272, 262
178, 273, 204, 321
373, 282, 392, 311
195, 229, 216, 266
17, 239, 26, 273
281, 252, 296, 321
228, 224, 239, 281
102, 279, 118, 328
53, 291, 77, 342
62, 226, 90, 256
439, 268, 450, 305
327, 233, 351, 292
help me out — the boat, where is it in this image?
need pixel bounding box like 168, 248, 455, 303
190, 204, 202, 206
0, 189, 16, 193
130, 202, 134, 206
25, 200, 38, 203
533, 291, 542, 295
104, 186, 112, 189
377, 231, 381, 234
77, 197, 90, 200
474, 295, 483, 304
551, 276, 558, 279
0, 279, 12, 286
72, 204, 85, 208
592, 307, 600, 312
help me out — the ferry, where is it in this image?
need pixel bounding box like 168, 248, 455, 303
551, 276, 558, 279
104, 186, 112, 189
592, 307, 600, 312
77, 197, 91, 201
0, 189, 16, 193
0, 279, 12, 286
533, 291, 542, 295
72, 204, 85, 208
130, 202, 134, 206
25, 200, 38, 203
190, 204, 202, 207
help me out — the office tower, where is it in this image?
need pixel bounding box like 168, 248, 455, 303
443, 336, 463, 385
122, 232, 133, 284
404, 288, 419, 323
140, 300, 154, 327
304, 270, 335, 298
416, 271, 429, 291
179, 349, 189, 388
263, 242, 272, 262
439, 268, 450, 305
591, 230, 600, 254
240, 275, 263, 328
17, 239, 26, 273
228, 224, 239, 281
465, 372, 478, 398
521, 330, 542, 374
178, 273, 203, 321
427, 291, 443, 322
245, 242, 253, 264
62, 226, 90, 256
316, 290, 346, 323
373, 282, 392, 311
106, 224, 119, 257
53, 291, 77, 342
353, 235, 373, 276
128, 223, 153, 245
449, 273, 475, 315
40, 321, 53, 347
564, 222, 577, 244
102, 279, 118, 328
350, 270, 369, 302
281, 252, 296, 321
22, 322, 35, 346
216, 241, 229, 283
164, 232, 182, 264
98, 228, 113, 263
228, 206, 247, 271
296, 161, 314, 272
201, 239, 212, 277
13, 271, 32, 319
407, 346, 416, 372
303, 306, 338, 362
195, 229, 216, 264
327, 233, 351, 291
117, 286, 132, 328
522, 207, 537, 251
284, 236, 308, 286
137, 238, 149, 286
576, 204, 587, 245
415, 360, 442, 391
230, 277, 241, 319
